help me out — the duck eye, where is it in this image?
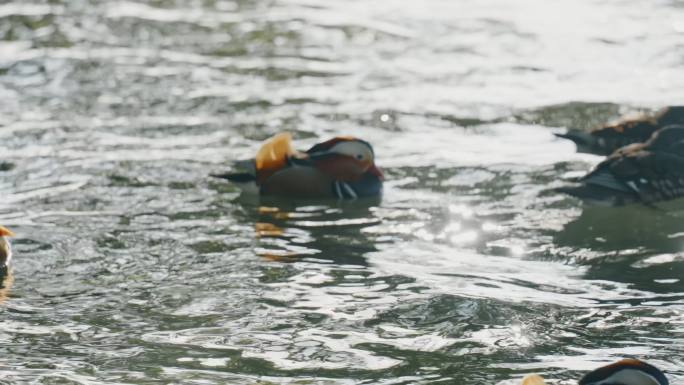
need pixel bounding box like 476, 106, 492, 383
356, 154, 363, 160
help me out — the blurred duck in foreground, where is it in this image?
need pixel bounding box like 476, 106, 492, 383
0, 226, 14, 304
212, 133, 383, 199
557, 106, 684, 156
557, 125, 684, 206
0, 226, 14, 274
522, 359, 668, 385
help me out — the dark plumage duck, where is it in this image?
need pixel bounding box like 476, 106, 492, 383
212, 133, 383, 199
557, 106, 684, 155
557, 125, 684, 206
522, 359, 668, 385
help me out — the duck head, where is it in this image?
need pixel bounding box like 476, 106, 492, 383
520, 359, 667, 385
579, 359, 668, 385
645, 124, 684, 153
0, 226, 14, 269
656, 106, 684, 126
306, 137, 383, 182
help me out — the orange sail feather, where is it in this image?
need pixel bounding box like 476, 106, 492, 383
254, 133, 297, 182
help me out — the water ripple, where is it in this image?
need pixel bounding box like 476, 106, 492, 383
2, 0, 684, 383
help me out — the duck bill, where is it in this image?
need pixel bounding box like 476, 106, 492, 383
368, 164, 384, 180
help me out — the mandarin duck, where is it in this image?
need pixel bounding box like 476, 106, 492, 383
557, 125, 684, 206
522, 358, 668, 385
212, 133, 383, 199
0, 226, 14, 275
557, 106, 684, 156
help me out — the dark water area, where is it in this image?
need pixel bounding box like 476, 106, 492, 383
1, 0, 684, 384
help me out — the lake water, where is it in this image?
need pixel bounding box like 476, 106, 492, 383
1, 0, 684, 383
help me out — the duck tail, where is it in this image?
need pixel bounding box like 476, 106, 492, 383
211, 158, 258, 183
554, 130, 600, 154
555, 184, 598, 199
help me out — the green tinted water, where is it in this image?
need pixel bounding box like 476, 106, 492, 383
1, 1, 684, 384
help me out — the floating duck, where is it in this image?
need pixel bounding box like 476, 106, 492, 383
522, 358, 668, 385
556, 106, 684, 156
0, 226, 14, 276
0, 227, 14, 304
557, 125, 684, 206
212, 133, 383, 199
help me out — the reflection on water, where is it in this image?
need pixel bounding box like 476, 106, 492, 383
556, 205, 684, 256
2, 0, 684, 383
254, 202, 380, 266
0, 271, 13, 304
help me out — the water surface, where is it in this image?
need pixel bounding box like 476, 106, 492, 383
2, 0, 684, 384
